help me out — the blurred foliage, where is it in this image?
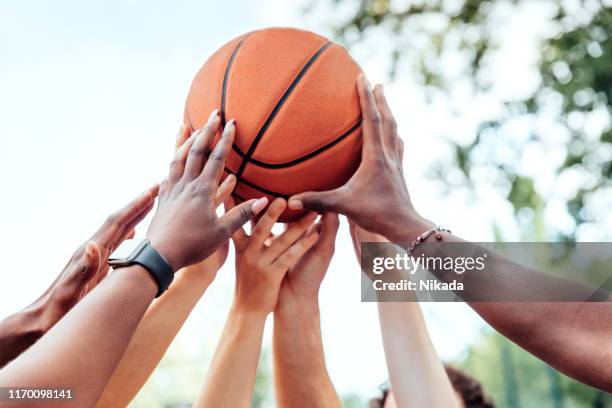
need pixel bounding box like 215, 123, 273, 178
319, 0, 612, 406
324, 0, 612, 240
456, 329, 612, 407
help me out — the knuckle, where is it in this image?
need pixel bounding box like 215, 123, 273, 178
239, 206, 252, 225
209, 152, 225, 162
367, 110, 382, 124
189, 147, 210, 158
311, 198, 325, 213
190, 182, 213, 200
169, 158, 183, 171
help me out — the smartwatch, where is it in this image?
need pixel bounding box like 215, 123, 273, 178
108, 239, 174, 297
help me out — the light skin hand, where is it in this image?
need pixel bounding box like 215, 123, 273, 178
288, 75, 432, 244
230, 198, 320, 316
277, 213, 340, 309
195, 199, 318, 408
0, 184, 158, 368
273, 213, 342, 408
146, 110, 269, 271
347, 225, 460, 408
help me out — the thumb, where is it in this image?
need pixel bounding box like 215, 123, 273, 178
219, 197, 269, 239
287, 188, 345, 214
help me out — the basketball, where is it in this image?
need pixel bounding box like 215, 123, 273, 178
184, 27, 363, 221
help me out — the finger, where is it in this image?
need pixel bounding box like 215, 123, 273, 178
92, 184, 159, 251
373, 84, 399, 150
224, 196, 247, 246
348, 219, 362, 260
214, 174, 237, 207
169, 132, 197, 184
219, 197, 269, 240
314, 213, 340, 253
184, 110, 221, 179
266, 212, 318, 261
65, 241, 101, 288
357, 74, 384, 157
111, 199, 155, 251
272, 232, 319, 272
175, 124, 192, 150
249, 198, 286, 250
200, 119, 235, 186
287, 188, 344, 213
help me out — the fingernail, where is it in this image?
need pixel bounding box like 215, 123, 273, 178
223, 119, 235, 136
251, 197, 269, 214
288, 199, 303, 210
207, 109, 219, 124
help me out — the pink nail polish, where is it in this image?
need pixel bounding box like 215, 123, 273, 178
207, 109, 219, 124
251, 197, 269, 214
288, 200, 303, 210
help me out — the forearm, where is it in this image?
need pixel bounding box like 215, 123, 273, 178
396, 213, 612, 390
378, 302, 459, 408
0, 309, 44, 369
194, 308, 266, 408
0, 265, 157, 407
273, 301, 340, 408
96, 272, 212, 407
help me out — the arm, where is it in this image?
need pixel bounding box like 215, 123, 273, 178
96, 129, 236, 408
350, 225, 459, 408
273, 213, 341, 408
195, 198, 319, 408
0, 189, 155, 369
289, 76, 612, 391
0, 113, 266, 407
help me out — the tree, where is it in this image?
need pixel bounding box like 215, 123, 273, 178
321, 0, 611, 241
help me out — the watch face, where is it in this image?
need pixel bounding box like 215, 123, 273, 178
108, 239, 147, 265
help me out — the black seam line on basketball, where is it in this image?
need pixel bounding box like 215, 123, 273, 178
224, 167, 288, 198
229, 118, 361, 168
220, 35, 249, 127
235, 41, 333, 179
185, 34, 249, 133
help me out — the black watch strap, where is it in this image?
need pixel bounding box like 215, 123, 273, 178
131, 241, 174, 297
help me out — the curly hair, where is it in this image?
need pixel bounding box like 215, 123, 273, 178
369, 365, 495, 408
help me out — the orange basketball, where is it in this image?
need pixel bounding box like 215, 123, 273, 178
184, 27, 363, 221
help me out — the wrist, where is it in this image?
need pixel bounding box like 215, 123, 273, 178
394, 213, 435, 244
229, 302, 270, 322
276, 295, 320, 320
146, 236, 181, 272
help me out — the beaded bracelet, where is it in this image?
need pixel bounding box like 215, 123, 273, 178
406, 226, 451, 255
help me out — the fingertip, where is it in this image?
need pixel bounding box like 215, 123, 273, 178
149, 183, 161, 197
288, 199, 304, 210
207, 109, 219, 124
251, 197, 269, 215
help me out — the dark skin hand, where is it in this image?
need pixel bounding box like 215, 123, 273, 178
0, 185, 157, 368
147, 110, 269, 271
0, 112, 266, 408
288, 75, 432, 244
291, 74, 612, 392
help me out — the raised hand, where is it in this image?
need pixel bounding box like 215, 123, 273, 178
277, 213, 339, 308
0, 185, 158, 368
171, 125, 237, 283
230, 198, 319, 315
146, 111, 268, 271
288, 75, 432, 243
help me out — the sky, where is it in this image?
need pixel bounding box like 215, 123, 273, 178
0, 0, 566, 404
